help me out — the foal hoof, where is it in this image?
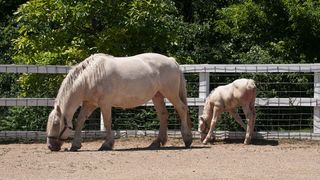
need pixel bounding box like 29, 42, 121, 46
202, 139, 208, 145
202, 137, 215, 145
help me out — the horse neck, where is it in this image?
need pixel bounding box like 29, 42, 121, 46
58, 87, 84, 121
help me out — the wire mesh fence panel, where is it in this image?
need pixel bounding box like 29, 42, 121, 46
0, 64, 320, 140
207, 71, 317, 140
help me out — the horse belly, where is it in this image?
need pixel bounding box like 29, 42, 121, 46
113, 98, 149, 108
111, 84, 158, 108
111, 93, 155, 108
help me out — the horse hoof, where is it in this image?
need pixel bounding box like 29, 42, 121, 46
148, 141, 161, 150
69, 146, 80, 152
183, 133, 193, 148
98, 147, 112, 151
98, 144, 113, 151
184, 138, 193, 148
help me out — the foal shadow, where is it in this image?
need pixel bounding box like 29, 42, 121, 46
222, 139, 279, 146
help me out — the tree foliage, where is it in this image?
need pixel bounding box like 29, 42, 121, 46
1, 0, 320, 130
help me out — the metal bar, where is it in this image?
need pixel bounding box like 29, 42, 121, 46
0, 64, 320, 74
0, 97, 317, 107
180, 64, 320, 73
0, 65, 71, 74
198, 72, 210, 130
314, 72, 320, 133
1, 130, 320, 140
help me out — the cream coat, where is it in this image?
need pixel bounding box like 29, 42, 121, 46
199, 78, 256, 144
47, 53, 192, 151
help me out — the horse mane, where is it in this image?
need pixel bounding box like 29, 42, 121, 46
55, 53, 111, 107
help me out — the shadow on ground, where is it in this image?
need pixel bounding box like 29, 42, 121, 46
221, 139, 279, 146
115, 145, 209, 152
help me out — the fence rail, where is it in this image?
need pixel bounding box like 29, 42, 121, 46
0, 97, 319, 107
1, 63, 320, 140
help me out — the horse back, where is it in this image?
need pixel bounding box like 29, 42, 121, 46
86, 53, 181, 108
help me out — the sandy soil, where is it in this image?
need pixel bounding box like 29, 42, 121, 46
0, 137, 320, 180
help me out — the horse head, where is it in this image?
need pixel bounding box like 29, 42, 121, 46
46, 105, 72, 151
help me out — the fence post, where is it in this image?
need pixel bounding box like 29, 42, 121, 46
198, 72, 210, 129
314, 72, 320, 133
100, 113, 106, 131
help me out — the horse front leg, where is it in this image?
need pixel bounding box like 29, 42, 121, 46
70, 102, 96, 151
203, 108, 221, 144
149, 93, 169, 149
99, 104, 114, 151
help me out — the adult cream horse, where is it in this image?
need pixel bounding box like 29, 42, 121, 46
199, 78, 256, 145
47, 53, 192, 151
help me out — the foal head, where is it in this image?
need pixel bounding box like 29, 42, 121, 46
198, 116, 210, 142
46, 105, 72, 151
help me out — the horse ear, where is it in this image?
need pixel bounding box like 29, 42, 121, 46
55, 105, 61, 116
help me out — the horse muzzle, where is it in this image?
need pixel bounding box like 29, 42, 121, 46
47, 137, 63, 151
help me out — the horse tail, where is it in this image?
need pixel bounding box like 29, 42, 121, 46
179, 67, 193, 130
247, 79, 257, 109
170, 56, 192, 129
247, 79, 256, 90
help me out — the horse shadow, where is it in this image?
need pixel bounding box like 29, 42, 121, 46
115, 145, 209, 152
68, 139, 278, 152
63, 138, 278, 152
64, 145, 210, 152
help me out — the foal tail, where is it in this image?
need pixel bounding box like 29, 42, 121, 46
179, 71, 193, 130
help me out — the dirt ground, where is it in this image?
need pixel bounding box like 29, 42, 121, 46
0, 137, 320, 180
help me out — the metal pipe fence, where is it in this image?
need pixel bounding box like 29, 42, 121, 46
0, 64, 320, 141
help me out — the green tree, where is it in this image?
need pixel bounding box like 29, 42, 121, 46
5, 0, 188, 130
0, 0, 28, 130
2, 0, 320, 131
213, 0, 320, 64
13, 0, 184, 97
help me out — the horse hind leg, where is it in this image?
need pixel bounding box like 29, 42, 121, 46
163, 92, 192, 148
229, 109, 247, 131
98, 104, 114, 151
148, 92, 169, 149
243, 104, 256, 145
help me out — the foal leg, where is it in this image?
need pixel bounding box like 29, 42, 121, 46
243, 104, 256, 145
149, 92, 169, 149
203, 108, 221, 144
98, 104, 114, 151
70, 102, 97, 151
229, 109, 247, 130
